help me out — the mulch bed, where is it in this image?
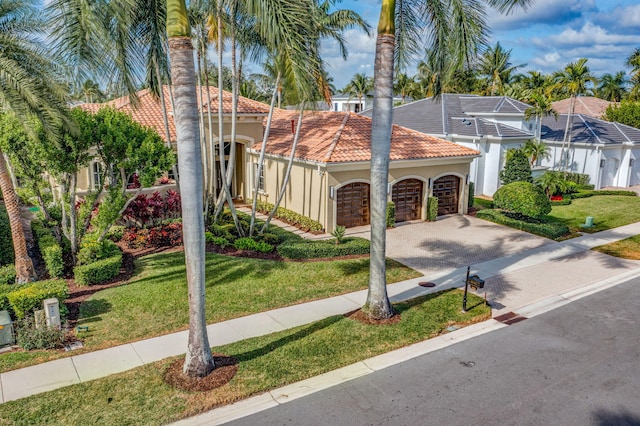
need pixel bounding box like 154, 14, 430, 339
345, 308, 401, 325
163, 354, 238, 391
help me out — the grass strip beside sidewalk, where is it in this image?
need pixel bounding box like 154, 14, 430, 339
0, 289, 490, 425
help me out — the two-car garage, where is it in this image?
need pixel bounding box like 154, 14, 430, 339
336, 175, 461, 228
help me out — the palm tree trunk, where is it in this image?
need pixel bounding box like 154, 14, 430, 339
0, 149, 35, 283
167, 9, 214, 377
249, 73, 281, 236
365, 12, 395, 320
260, 109, 304, 233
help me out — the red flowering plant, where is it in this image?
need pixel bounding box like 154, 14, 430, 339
550, 195, 563, 201
121, 191, 183, 248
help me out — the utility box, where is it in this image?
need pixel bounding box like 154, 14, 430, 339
0, 310, 14, 346
43, 298, 61, 329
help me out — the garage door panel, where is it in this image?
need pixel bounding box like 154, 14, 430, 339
392, 179, 423, 222
433, 175, 459, 215
337, 183, 370, 228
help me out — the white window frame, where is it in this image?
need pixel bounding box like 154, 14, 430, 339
254, 162, 265, 193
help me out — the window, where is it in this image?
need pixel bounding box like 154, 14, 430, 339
254, 163, 265, 192
92, 162, 102, 190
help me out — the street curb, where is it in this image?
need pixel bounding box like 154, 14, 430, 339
171, 266, 640, 426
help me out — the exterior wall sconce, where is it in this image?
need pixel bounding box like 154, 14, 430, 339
630, 159, 635, 167
329, 186, 334, 199
600, 159, 605, 168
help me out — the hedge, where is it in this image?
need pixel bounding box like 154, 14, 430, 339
0, 283, 13, 313
476, 209, 570, 240
0, 264, 16, 285
73, 251, 123, 286
571, 190, 637, 199
426, 196, 438, 221
386, 202, 396, 228
233, 237, 274, 253
474, 197, 494, 209
0, 206, 14, 266
277, 237, 370, 259
32, 221, 64, 278
5, 279, 69, 319
493, 181, 551, 219
468, 182, 475, 209
251, 200, 324, 232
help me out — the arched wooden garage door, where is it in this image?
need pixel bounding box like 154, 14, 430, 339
433, 175, 459, 215
336, 182, 370, 228
392, 179, 423, 222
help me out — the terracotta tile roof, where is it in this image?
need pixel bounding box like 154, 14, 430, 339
552, 96, 616, 118
263, 110, 479, 163
79, 86, 270, 141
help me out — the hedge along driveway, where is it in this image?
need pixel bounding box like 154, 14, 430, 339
76, 252, 421, 349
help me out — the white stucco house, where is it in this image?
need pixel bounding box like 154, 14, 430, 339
369, 94, 640, 196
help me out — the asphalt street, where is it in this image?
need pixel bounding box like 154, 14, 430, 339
227, 277, 640, 426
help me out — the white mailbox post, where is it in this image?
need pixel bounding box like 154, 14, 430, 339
43, 298, 61, 328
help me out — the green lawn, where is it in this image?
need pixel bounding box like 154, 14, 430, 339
593, 234, 640, 260
0, 290, 489, 426
0, 252, 420, 373
546, 195, 640, 233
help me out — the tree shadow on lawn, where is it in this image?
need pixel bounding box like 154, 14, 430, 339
76, 299, 113, 326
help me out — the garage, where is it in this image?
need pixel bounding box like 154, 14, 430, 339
392, 179, 423, 222
336, 182, 370, 228
433, 175, 459, 215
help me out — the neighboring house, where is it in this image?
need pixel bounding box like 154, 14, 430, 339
80, 88, 479, 232
255, 110, 479, 232
552, 96, 616, 119
329, 93, 406, 113
539, 114, 640, 188
365, 94, 536, 196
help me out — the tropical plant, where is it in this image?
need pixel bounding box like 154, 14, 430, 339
477, 42, 525, 96
524, 92, 557, 140
331, 225, 346, 245
343, 73, 372, 112
522, 139, 551, 167
597, 72, 628, 102
536, 171, 571, 198
366, 0, 533, 320
0, 0, 71, 283
553, 58, 596, 172
626, 47, 640, 100
603, 101, 640, 129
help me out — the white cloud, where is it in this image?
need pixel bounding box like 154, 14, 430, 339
488, 0, 596, 31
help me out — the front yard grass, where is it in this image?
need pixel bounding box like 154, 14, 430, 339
0, 289, 489, 426
546, 195, 640, 233
0, 253, 420, 373
592, 235, 640, 260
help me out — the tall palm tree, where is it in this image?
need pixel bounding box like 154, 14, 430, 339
597, 71, 628, 102
366, 0, 533, 320
343, 72, 372, 112
167, 0, 215, 378
0, 0, 70, 283
394, 72, 416, 103
522, 139, 550, 167
553, 58, 596, 172
524, 92, 557, 140
626, 47, 640, 100
477, 42, 525, 96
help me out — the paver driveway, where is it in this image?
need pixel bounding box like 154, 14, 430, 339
347, 214, 554, 274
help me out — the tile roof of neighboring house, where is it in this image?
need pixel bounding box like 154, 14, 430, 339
551, 96, 616, 118
541, 114, 640, 145
80, 86, 270, 141
262, 110, 479, 163
363, 94, 533, 139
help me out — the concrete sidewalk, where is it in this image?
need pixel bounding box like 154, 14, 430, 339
2, 220, 640, 404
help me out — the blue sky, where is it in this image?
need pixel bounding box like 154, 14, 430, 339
307, 0, 640, 89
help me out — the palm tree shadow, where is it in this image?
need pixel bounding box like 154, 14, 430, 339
591, 408, 640, 426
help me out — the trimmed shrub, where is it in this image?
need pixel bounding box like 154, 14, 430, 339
278, 237, 370, 259
476, 209, 570, 240
0, 264, 16, 285
31, 221, 64, 278
572, 189, 637, 199
6, 279, 69, 319
500, 149, 532, 185
15, 315, 66, 350
468, 182, 475, 209
386, 202, 395, 228
251, 200, 324, 232
77, 233, 120, 265
0, 206, 14, 266
233, 237, 273, 253
474, 197, 494, 209
74, 252, 122, 286
426, 196, 438, 221
105, 225, 125, 242
0, 283, 13, 313
494, 181, 551, 219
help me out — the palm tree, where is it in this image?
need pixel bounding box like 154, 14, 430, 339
366, 0, 533, 320
522, 139, 550, 167
524, 92, 557, 140
167, 0, 215, 378
626, 47, 640, 100
343, 73, 372, 112
553, 58, 596, 172
394, 73, 416, 103
0, 0, 70, 283
477, 42, 525, 96
597, 72, 628, 102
